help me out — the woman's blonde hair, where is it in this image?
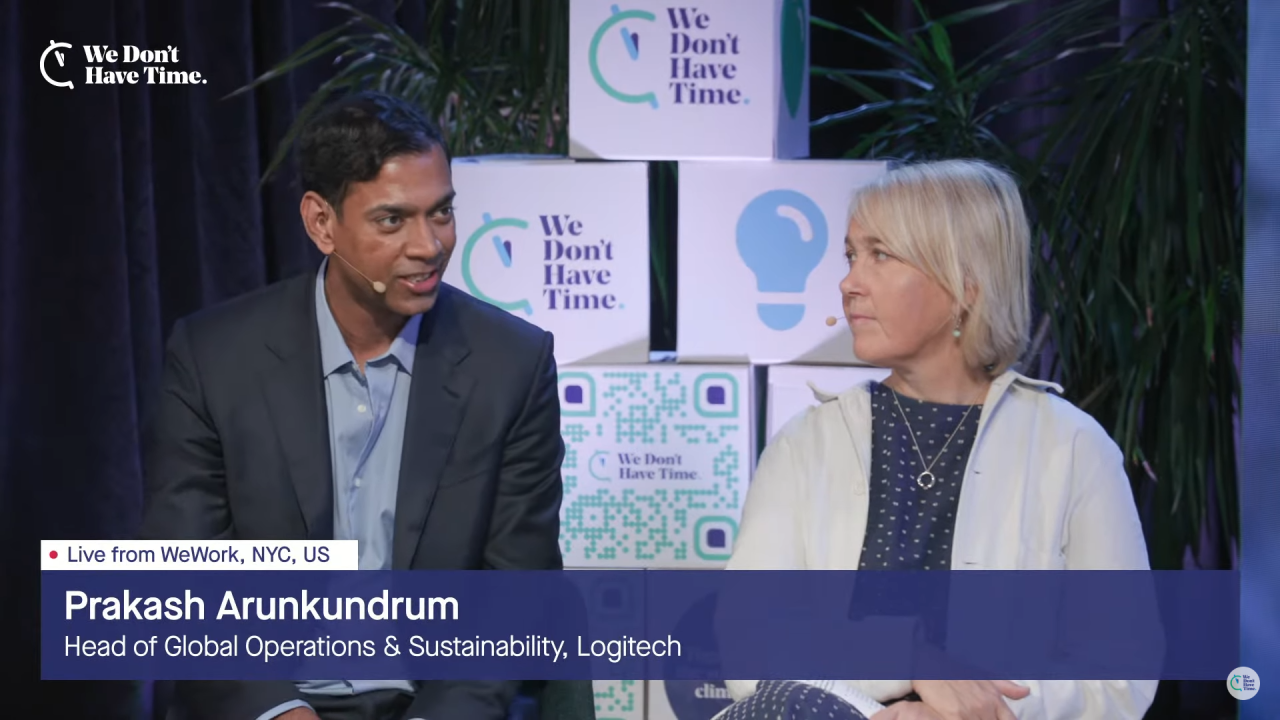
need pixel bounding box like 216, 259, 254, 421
848, 159, 1031, 375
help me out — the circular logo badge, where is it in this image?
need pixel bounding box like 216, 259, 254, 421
1227, 666, 1260, 701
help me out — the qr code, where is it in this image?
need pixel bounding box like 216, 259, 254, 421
594, 679, 642, 720
557, 368, 751, 568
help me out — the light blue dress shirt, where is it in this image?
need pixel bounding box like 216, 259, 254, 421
258, 259, 423, 720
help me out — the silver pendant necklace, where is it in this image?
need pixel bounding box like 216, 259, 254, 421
889, 387, 980, 490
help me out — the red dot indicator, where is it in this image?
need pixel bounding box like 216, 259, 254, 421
49, 550, 57, 559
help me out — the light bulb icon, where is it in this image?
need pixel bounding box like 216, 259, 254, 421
735, 189, 828, 330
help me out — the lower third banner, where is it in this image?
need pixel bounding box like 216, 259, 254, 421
42, 570, 1238, 681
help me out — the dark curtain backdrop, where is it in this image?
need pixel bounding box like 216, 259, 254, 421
0, 0, 1203, 718
0, 0, 437, 714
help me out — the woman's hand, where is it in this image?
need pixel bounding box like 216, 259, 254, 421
909, 680, 1030, 720
872, 701, 945, 719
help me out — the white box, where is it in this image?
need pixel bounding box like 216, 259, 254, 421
557, 365, 755, 567
444, 158, 651, 365
569, 0, 810, 159
676, 160, 887, 364
765, 364, 890, 441
649, 680, 736, 720
594, 679, 646, 720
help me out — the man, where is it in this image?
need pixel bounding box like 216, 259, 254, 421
139, 91, 565, 720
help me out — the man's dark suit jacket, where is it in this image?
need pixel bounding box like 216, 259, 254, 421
138, 271, 565, 720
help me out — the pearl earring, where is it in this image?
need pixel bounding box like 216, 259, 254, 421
953, 317, 962, 338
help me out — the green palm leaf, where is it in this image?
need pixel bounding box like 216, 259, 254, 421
229, 0, 569, 183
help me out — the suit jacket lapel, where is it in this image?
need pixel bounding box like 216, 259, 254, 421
261, 272, 335, 540
393, 287, 474, 569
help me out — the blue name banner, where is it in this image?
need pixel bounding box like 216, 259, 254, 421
41, 570, 1238, 681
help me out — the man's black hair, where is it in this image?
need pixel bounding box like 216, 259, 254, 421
298, 90, 449, 215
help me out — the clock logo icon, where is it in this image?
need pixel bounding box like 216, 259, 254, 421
589, 451, 610, 481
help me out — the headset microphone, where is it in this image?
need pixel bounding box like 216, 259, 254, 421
331, 252, 387, 294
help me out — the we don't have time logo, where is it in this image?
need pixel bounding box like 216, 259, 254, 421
459, 212, 626, 315
589, 4, 753, 108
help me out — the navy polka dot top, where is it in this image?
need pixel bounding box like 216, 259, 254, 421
858, 381, 982, 571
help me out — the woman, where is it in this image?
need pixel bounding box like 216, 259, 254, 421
719, 160, 1155, 720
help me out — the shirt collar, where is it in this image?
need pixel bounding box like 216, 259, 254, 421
315, 258, 421, 377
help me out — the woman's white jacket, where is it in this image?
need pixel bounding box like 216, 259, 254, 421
723, 369, 1158, 720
